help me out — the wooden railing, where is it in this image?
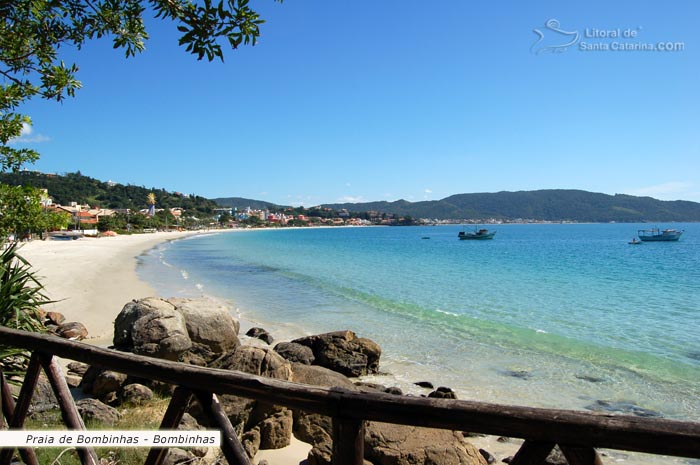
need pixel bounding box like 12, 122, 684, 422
2, 326, 700, 465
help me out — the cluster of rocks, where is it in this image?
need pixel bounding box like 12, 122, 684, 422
38, 297, 488, 465
38, 309, 89, 340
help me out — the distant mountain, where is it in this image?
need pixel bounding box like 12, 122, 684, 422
212, 197, 283, 211
322, 190, 700, 222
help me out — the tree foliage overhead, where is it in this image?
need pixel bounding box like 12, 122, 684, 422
1, 0, 275, 171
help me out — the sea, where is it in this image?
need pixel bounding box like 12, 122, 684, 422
137, 223, 700, 423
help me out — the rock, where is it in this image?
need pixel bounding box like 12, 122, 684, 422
479, 448, 497, 464
415, 381, 434, 389
365, 422, 487, 465
354, 382, 386, 394
585, 400, 661, 418
169, 297, 240, 353
258, 409, 293, 450
274, 341, 315, 365
246, 327, 274, 345
545, 446, 568, 465
204, 346, 293, 445
428, 386, 458, 399
29, 377, 58, 414
291, 364, 357, 458
56, 322, 88, 340
91, 370, 127, 399
163, 448, 196, 465
179, 342, 219, 367
292, 330, 381, 377
76, 398, 121, 425
178, 413, 204, 431
67, 361, 89, 376
213, 346, 293, 380
384, 386, 403, 396
307, 442, 332, 465
113, 297, 192, 360
45, 311, 65, 325
65, 374, 82, 388
119, 383, 154, 406
242, 428, 261, 458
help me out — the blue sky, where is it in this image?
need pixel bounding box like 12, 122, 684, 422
11, 0, 700, 205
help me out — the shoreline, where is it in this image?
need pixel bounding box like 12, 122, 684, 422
16, 229, 692, 465
19, 231, 208, 344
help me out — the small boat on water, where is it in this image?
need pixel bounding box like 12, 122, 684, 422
458, 227, 496, 240
637, 228, 684, 242
628, 238, 642, 245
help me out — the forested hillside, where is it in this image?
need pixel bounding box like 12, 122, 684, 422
323, 190, 700, 222
0, 171, 218, 217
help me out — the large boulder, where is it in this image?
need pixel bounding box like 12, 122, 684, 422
290, 363, 358, 465
76, 398, 121, 425
205, 346, 294, 453
292, 330, 381, 377
365, 422, 487, 465
113, 297, 192, 360
169, 297, 240, 353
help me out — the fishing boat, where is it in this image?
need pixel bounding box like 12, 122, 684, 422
628, 238, 642, 245
458, 227, 496, 240
637, 228, 684, 242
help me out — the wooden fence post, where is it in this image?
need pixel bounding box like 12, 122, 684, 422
39, 353, 99, 465
144, 386, 193, 465
332, 417, 364, 465
0, 353, 42, 465
194, 391, 252, 465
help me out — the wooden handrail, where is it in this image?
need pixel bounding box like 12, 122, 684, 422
2, 326, 700, 462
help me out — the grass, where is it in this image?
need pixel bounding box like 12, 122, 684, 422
24, 397, 175, 465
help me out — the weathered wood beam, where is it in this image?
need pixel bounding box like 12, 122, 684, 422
39, 353, 99, 465
0, 352, 42, 465
144, 386, 193, 465
509, 440, 555, 465
194, 391, 251, 465
2, 327, 700, 459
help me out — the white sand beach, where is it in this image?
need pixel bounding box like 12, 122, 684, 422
19, 231, 200, 344
17, 231, 312, 464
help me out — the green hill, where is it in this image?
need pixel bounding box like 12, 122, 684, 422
211, 197, 283, 211
323, 190, 700, 222
0, 171, 218, 217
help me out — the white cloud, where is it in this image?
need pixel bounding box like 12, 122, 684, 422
337, 195, 365, 203
9, 122, 51, 144
624, 182, 697, 201
424, 188, 433, 194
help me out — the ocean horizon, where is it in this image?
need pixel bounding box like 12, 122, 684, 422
137, 223, 700, 422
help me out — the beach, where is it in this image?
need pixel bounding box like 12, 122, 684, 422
17, 230, 313, 464
15, 227, 696, 465
19, 231, 203, 344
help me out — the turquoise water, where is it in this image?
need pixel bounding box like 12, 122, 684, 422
138, 223, 700, 420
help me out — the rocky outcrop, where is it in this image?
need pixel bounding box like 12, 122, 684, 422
290, 363, 357, 465
428, 386, 458, 399
292, 330, 381, 377
208, 346, 294, 457
364, 422, 487, 465
169, 297, 240, 353
113, 297, 192, 360
274, 341, 315, 365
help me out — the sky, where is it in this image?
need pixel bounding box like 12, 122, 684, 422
10, 0, 700, 206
